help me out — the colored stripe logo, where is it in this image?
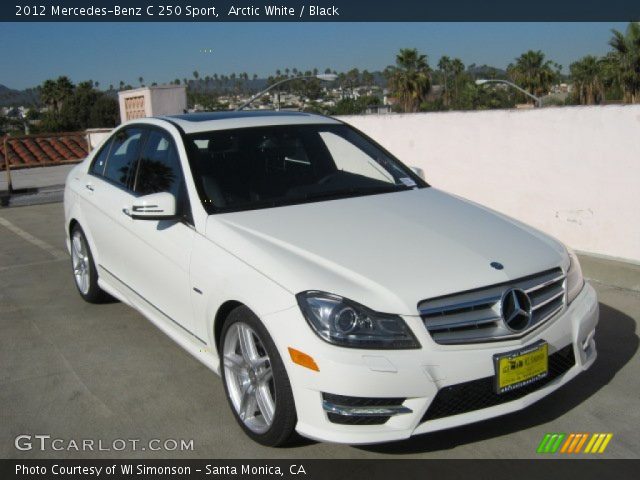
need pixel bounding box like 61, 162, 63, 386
537, 433, 613, 454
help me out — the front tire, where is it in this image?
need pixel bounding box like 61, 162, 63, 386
220, 306, 297, 447
70, 225, 110, 303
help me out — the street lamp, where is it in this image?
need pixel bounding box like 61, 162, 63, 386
235, 73, 338, 111
475, 79, 542, 108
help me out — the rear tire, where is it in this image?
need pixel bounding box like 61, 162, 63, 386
70, 225, 110, 304
220, 306, 297, 447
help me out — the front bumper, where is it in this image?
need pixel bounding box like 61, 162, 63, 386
264, 282, 599, 444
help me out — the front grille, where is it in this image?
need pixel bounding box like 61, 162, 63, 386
323, 393, 406, 426
419, 268, 565, 344
421, 344, 575, 422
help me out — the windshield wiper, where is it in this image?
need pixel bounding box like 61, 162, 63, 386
212, 185, 412, 214
295, 184, 412, 201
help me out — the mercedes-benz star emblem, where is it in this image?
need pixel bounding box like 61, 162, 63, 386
500, 288, 532, 332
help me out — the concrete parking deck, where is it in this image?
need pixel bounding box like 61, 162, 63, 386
1, 203, 638, 459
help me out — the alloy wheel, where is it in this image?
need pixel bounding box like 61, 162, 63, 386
223, 322, 276, 434
71, 231, 90, 295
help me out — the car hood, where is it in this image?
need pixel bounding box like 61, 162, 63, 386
205, 188, 567, 315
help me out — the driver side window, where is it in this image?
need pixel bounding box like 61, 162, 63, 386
133, 129, 183, 198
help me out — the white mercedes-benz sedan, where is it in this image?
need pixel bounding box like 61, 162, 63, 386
64, 111, 598, 446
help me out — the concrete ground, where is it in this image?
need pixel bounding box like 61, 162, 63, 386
1, 202, 638, 459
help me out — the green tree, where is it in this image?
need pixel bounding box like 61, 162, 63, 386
89, 95, 119, 127
40, 79, 59, 111
330, 96, 381, 115
385, 48, 431, 113
39, 76, 74, 114
361, 70, 375, 87
570, 55, 605, 105
450, 58, 465, 104
608, 23, 640, 103
507, 50, 557, 102
39, 79, 118, 132
437, 56, 452, 106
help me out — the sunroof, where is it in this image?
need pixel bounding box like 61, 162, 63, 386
167, 111, 312, 122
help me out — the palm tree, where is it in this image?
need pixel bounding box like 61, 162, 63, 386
608, 23, 640, 103
570, 56, 605, 105
55, 76, 74, 110
437, 56, 452, 106
451, 58, 465, 103
40, 79, 58, 110
385, 48, 432, 113
507, 50, 557, 102
40, 76, 74, 113
119, 80, 125, 90
362, 70, 374, 87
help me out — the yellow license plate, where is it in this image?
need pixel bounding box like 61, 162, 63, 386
494, 341, 548, 394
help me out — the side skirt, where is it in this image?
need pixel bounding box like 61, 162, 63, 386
97, 266, 221, 375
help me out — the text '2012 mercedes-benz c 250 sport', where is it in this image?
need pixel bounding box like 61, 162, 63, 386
64, 111, 598, 446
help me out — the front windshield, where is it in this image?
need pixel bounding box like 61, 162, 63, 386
185, 123, 427, 213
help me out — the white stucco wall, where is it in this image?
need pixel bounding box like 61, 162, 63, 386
339, 106, 640, 263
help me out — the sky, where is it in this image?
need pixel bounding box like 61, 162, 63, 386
0, 22, 629, 90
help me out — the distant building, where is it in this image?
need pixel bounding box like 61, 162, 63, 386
365, 105, 393, 115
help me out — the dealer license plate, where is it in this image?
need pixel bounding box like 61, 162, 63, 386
494, 341, 548, 394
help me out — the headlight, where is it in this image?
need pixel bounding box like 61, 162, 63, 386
566, 248, 585, 304
296, 291, 420, 349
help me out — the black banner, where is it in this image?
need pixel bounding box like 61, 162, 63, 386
3, 0, 640, 22
2, 459, 639, 480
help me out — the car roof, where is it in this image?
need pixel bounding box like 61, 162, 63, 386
157, 110, 341, 134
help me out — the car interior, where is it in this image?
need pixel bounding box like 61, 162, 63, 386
186, 126, 401, 210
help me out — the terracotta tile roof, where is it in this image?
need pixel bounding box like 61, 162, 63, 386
0, 133, 88, 170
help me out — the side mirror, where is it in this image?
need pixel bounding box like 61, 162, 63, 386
126, 192, 177, 220
410, 166, 425, 180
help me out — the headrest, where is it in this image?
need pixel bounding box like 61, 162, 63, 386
207, 132, 236, 153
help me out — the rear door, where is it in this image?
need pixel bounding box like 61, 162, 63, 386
79, 127, 144, 287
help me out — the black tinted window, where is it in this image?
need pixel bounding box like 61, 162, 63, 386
186, 124, 425, 213
134, 130, 182, 197
103, 128, 143, 188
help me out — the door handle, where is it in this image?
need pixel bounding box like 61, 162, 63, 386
85, 184, 94, 192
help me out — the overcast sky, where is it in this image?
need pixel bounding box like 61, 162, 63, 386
0, 22, 628, 89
